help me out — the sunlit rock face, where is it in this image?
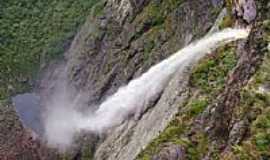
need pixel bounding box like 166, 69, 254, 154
234, 0, 256, 23
106, 0, 149, 24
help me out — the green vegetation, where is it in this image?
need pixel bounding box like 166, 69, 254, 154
254, 112, 270, 152
92, 1, 106, 17
137, 97, 211, 160
143, 40, 155, 61
225, 0, 233, 11
0, 0, 99, 100
230, 94, 270, 159
130, 0, 184, 65
191, 46, 237, 95
219, 13, 234, 29
216, 0, 234, 29
187, 98, 209, 117
138, 94, 216, 160
230, 45, 270, 160
222, 19, 270, 159
132, 0, 183, 40
137, 44, 238, 159
81, 143, 94, 160
137, 0, 182, 26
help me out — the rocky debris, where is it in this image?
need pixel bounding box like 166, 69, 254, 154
228, 120, 248, 145
107, 0, 133, 24
0, 103, 58, 160
152, 144, 186, 160
234, 0, 257, 23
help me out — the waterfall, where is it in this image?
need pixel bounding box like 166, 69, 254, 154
44, 28, 249, 149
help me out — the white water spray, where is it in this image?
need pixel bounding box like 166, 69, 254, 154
44, 28, 249, 149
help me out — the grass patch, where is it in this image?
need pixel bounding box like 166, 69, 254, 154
228, 26, 270, 159
187, 98, 209, 117
191, 45, 237, 95
137, 95, 210, 160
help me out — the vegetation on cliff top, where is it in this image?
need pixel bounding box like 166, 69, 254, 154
0, 0, 99, 100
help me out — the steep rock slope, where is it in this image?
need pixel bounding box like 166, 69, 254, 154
65, 0, 224, 159
0, 0, 269, 159
65, 0, 269, 159
67, 0, 222, 103
137, 0, 270, 159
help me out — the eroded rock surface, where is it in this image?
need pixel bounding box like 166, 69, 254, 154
234, 0, 257, 23
1, 0, 269, 159
0, 103, 57, 160
152, 144, 186, 160
65, 0, 222, 159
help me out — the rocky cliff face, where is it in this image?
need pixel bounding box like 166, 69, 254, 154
0, 0, 269, 159
67, 0, 222, 103
66, 0, 223, 159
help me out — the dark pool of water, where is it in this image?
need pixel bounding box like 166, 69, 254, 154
12, 93, 43, 135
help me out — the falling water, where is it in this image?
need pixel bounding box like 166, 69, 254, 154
43, 28, 249, 149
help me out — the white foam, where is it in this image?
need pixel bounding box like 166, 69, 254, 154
43, 28, 249, 150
